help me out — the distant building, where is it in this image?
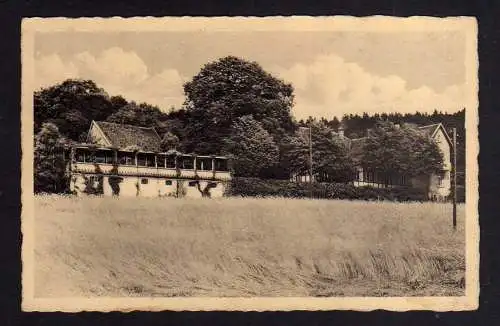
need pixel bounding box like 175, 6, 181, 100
67, 121, 231, 198
292, 123, 453, 201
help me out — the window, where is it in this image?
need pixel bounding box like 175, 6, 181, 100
94, 150, 113, 164
214, 158, 228, 171
137, 154, 145, 167
188, 181, 197, 187
196, 158, 213, 171
366, 170, 374, 183
118, 152, 135, 165
165, 180, 172, 186
437, 175, 444, 187
157, 155, 166, 168
75, 148, 86, 162
400, 175, 410, 186
106, 151, 115, 164
182, 157, 194, 169
137, 153, 156, 167
141, 178, 149, 184
166, 156, 176, 168
94, 152, 105, 164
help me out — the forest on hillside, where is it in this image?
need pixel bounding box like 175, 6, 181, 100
33, 56, 466, 194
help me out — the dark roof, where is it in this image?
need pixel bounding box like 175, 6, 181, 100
94, 121, 162, 152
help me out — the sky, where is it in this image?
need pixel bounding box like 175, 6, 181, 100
34, 30, 468, 120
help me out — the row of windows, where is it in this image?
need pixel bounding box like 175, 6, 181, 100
353, 169, 411, 186
75, 149, 229, 171
139, 178, 217, 188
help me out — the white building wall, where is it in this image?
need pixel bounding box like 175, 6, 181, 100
428, 128, 452, 200
70, 174, 226, 198
185, 181, 201, 198
102, 176, 113, 196
210, 182, 225, 197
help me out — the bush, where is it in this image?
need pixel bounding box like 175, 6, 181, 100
225, 177, 429, 202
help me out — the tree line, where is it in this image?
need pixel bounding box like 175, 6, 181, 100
34, 56, 465, 194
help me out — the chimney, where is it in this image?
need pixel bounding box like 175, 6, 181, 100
338, 126, 344, 138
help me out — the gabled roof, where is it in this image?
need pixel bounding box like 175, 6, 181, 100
418, 123, 441, 137
92, 121, 162, 152
418, 123, 452, 146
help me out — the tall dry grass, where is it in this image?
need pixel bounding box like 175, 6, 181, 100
34, 195, 465, 297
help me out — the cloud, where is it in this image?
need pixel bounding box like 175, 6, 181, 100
35, 49, 467, 119
269, 54, 467, 119
35, 48, 186, 111
35, 54, 79, 89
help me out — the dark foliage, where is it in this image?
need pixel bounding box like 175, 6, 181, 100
106, 101, 172, 135
226, 177, 430, 202
362, 121, 444, 179
283, 121, 355, 183
34, 122, 70, 193
182, 56, 296, 154
34, 79, 121, 140
222, 115, 279, 177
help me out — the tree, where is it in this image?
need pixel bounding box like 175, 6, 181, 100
161, 132, 180, 151
222, 115, 279, 177
106, 101, 171, 132
34, 79, 117, 140
34, 123, 69, 193
361, 121, 444, 182
182, 56, 295, 154
283, 122, 355, 183
339, 109, 465, 187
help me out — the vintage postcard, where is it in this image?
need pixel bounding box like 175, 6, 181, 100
21, 16, 479, 311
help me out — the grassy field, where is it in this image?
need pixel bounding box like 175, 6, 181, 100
33, 195, 465, 297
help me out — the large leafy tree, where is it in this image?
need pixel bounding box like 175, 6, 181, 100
106, 101, 172, 134
34, 122, 70, 193
222, 115, 279, 177
182, 56, 295, 154
361, 121, 444, 179
284, 122, 355, 183
34, 79, 121, 140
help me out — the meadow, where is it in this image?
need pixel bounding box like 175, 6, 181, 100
33, 195, 465, 297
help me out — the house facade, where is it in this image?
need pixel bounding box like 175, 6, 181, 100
292, 123, 453, 201
68, 121, 231, 198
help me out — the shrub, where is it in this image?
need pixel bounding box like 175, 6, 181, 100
225, 177, 429, 202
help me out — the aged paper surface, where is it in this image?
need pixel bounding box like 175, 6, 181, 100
21, 16, 479, 311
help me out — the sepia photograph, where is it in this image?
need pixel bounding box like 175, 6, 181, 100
21, 16, 479, 311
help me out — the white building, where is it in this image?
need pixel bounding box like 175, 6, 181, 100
68, 121, 231, 198
292, 123, 453, 201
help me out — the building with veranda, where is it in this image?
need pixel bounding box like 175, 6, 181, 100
67, 121, 231, 198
